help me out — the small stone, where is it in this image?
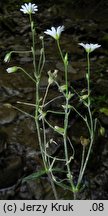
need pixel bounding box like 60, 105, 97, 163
0, 156, 23, 189
56, 61, 77, 74
0, 105, 17, 125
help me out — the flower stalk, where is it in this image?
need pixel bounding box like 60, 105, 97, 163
56, 38, 75, 193
76, 46, 97, 190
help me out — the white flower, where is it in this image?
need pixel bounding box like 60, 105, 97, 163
44, 26, 64, 40
20, 3, 38, 14
79, 43, 101, 53
6, 66, 18, 73
4, 52, 12, 63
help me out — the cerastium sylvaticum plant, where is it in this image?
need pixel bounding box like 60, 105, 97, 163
4, 2, 101, 199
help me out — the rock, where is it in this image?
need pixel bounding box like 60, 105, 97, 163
99, 113, 108, 126
0, 86, 20, 102
0, 105, 17, 125
0, 131, 7, 153
96, 79, 108, 95
26, 179, 43, 199
56, 61, 77, 74
18, 181, 34, 200
0, 155, 23, 189
68, 119, 89, 145
20, 56, 33, 63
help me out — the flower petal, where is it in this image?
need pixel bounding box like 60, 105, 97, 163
79, 42, 101, 53
44, 26, 64, 40
20, 3, 38, 14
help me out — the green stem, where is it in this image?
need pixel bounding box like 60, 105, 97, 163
77, 146, 86, 186
42, 83, 50, 107
87, 52, 90, 104
17, 101, 36, 107
41, 147, 66, 162
12, 105, 34, 119
47, 172, 58, 199
38, 38, 45, 76
76, 52, 95, 189
57, 38, 75, 193
44, 95, 64, 107
10, 50, 32, 55
29, 14, 37, 78
57, 39, 64, 62
63, 98, 74, 191
41, 117, 47, 165
29, 15, 48, 171
57, 40, 68, 97
18, 67, 36, 83
35, 81, 47, 171
87, 52, 94, 133
29, 14, 47, 170
76, 135, 94, 187
64, 62, 68, 96
46, 110, 65, 115
70, 105, 91, 135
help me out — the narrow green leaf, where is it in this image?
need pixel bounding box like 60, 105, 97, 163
22, 169, 47, 182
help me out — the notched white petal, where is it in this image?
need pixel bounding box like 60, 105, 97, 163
44, 25, 64, 40
20, 3, 38, 14
78, 42, 101, 53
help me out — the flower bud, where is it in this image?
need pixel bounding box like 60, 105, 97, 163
99, 127, 105, 136
64, 53, 68, 65
4, 52, 12, 63
6, 66, 18, 73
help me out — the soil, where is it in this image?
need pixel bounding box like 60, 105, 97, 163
0, 0, 108, 200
